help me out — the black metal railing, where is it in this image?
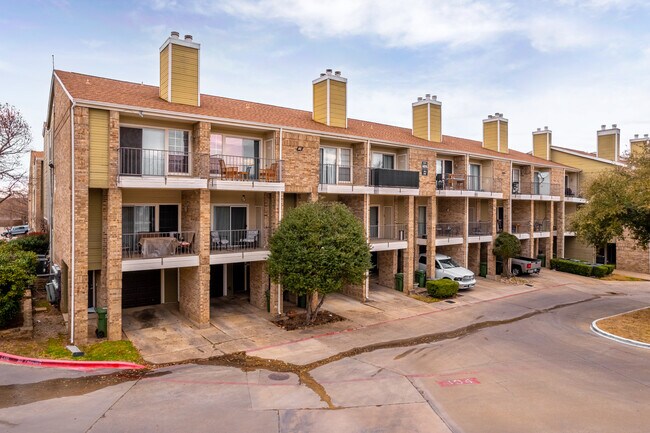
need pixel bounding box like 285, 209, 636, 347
533, 220, 551, 232
468, 221, 492, 236
122, 231, 196, 259
369, 224, 407, 240
319, 163, 352, 185
210, 229, 264, 252
511, 221, 530, 233
512, 181, 561, 196
210, 155, 282, 182
119, 148, 193, 176
368, 168, 419, 189
436, 174, 501, 192
435, 222, 462, 238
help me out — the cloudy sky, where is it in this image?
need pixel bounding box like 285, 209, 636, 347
2, 0, 650, 157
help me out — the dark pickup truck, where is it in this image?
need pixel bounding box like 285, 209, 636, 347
511, 256, 542, 276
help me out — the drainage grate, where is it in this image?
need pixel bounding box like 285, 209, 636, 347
268, 373, 290, 381
525, 284, 533, 287
445, 300, 455, 304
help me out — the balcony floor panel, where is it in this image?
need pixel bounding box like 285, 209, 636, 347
118, 176, 207, 189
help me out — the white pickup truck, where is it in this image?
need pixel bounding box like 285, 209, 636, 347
510, 256, 542, 276
418, 253, 476, 289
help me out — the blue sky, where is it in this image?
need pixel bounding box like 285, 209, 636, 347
2, 0, 650, 157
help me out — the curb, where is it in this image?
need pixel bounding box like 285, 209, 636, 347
0, 352, 147, 371
591, 308, 650, 350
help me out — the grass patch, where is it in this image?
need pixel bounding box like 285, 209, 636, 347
410, 294, 442, 303
39, 337, 144, 364
600, 273, 646, 282
598, 307, 650, 344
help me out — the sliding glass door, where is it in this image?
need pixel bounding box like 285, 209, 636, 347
214, 206, 247, 244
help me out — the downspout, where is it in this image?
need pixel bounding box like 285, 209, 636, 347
70, 101, 76, 344
277, 127, 283, 314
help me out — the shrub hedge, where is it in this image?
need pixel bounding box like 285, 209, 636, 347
11, 233, 49, 255
550, 258, 615, 278
0, 243, 37, 328
426, 279, 459, 298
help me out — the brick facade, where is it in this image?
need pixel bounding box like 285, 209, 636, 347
377, 250, 398, 288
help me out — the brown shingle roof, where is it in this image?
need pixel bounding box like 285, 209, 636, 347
55, 70, 568, 168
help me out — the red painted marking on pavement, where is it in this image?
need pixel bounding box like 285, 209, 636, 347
0, 352, 146, 371
437, 377, 481, 387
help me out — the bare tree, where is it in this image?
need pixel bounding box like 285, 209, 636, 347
0, 103, 31, 204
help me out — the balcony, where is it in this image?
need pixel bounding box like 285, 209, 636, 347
210, 155, 284, 192
210, 228, 269, 264
533, 220, 551, 237
117, 148, 207, 189
435, 222, 463, 246
121, 231, 199, 271
511, 221, 531, 239
468, 221, 492, 243
318, 163, 371, 194
436, 174, 503, 197
564, 187, 587, 203
368, 168, 419, 193
512, 181, 561, 200
369, 224, 408, 251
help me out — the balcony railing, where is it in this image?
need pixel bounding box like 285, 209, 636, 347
368, 168, 419, 189
210, 229, 265, 253
468, 221, 492, 236
210, 155, 282, 182
564, 187, 584, 198
436, 174, 501, 192
436, 222, 462, 238
369, 224, 407, 240
122, 231, 196, 259
417, 222, 427, 238
119, 148, 194, 177
512, 181, 562, 196
511, 221, 530, 233
497, 219, 504, 233
533, 220, 551, 232
319, 163, 352, 185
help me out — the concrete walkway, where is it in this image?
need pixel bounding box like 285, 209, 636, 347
123, 271, 650, 365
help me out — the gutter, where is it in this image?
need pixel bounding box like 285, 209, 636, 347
70, 101, 76, 344
277, 127, 283, 315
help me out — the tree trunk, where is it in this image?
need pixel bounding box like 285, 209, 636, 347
311, 294, 326, 322
305, 293, 313, 325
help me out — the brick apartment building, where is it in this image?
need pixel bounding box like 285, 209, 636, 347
30, 32, 648, 344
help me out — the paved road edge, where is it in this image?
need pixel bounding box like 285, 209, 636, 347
0, 352, 147, 370
591, 307, 650, 350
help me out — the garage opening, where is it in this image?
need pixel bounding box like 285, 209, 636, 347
122, 270, 161, 308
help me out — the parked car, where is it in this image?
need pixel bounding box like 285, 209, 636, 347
511, 256, 542, 276
2, 225, 29, 237
419, 253, 476, 289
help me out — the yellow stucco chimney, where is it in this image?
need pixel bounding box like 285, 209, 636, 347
597, 124, 620, 162
160, 31, 200, 106
483, 113, 508, 153
630, 133, 649, 159
312, 69, 347, 128
532, 126, 552, 160
412, 94, 442, 142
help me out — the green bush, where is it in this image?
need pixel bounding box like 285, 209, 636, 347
426, 279, 459, 298
0, 243, 37, 328
603, 264, 615, 275
550, 258, 592, 276
11, 233, 49, 255
591, 265, 609, 278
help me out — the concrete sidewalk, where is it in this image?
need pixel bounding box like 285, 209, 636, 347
123, 270, 650, 365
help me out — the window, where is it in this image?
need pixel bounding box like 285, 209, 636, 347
319, 147, 352, 184
534, 171, 550, 195
210, 134, 260, 178
512, 168, 520, 194
469, 164, 481, 191
436, 160, 453, 175
119, 126, 190, 175
168, 130, 189, 174
213, 206, 248, 244
418, 206, 426, 237
372, 152, 394, 169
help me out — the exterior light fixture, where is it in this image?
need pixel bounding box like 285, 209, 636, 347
296, 146, 304, 151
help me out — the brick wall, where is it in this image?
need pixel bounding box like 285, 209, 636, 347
193, 122, 211, 178
282, 132, 320, 194
616, 231, 650, 274
352, 141, 368, 187
402, 195, 415, 293
339, 194, 368, 300
377, 250, 397, 288
409, 148, 436, 195
555, 202, 565, 258
249, 261, 269, 311
551, 168, 565, 198
493, 160, 511, 198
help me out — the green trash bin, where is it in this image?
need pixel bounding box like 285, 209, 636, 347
95, 307, 107, 338
415, 270, 426, 288
395, 273, 404, 292
479, 262, 487, 278
537, 254, 546, 267
297, 295, 307, 309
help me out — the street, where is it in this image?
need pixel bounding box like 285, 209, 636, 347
1, 284, 648, 432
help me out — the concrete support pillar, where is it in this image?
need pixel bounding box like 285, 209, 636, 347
179, 189, 210, 328
403, 195, 415, 294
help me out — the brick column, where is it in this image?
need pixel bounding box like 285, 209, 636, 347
339, 194, 368, 301
426, 196, 436, 278
555, 201, 565, 258
105, 111, 123, 341
179, 189, 210, 327
249, 261, 269, 311
72, 106, 90, 344
544, 201, 554, 267
527, 200, 535, 257
192, 122, 211, 178
403, 195, 415, 294
377, 250, 398, 288
270, 191, 282, 316
462, 197, 469, 267
487, 198, 497, 277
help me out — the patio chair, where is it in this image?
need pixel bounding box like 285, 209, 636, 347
178, 232, 195, 254
259, 163, 278, 182
211, 231, 229, 250
240, 230, 259, 249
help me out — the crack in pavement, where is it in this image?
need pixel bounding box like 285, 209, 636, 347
1, 295, 599, 411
